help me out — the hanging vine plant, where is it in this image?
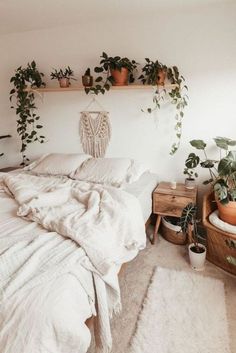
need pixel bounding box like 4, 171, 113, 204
10, 61, 46, 166
139, 59, 188, 155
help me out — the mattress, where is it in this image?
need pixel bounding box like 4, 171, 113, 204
123, 171, 159, 222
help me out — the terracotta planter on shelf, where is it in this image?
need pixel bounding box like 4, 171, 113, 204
156, 69, 166, 86
110, 67, 129, 86
59, 78, 70, 88
217, 200, 236, 226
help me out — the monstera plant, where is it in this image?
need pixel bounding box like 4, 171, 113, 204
10, 61, 46, 166
185, 136, 236, 225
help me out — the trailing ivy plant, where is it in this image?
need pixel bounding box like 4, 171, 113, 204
167, 66, 189, 155
139, 59, 188, 155
10, 61, 46, 166
85, 52, 138, 95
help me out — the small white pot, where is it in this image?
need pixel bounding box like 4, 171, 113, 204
185, 178, 196, 189
188, 243, 206, 271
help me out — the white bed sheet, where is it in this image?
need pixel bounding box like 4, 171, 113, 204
0, 170, 155, 353
123, 171, 159, 222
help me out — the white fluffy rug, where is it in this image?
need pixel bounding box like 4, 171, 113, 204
128, 267, 231, 353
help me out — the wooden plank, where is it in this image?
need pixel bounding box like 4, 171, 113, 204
153, 181, 197, 198
24, 83, 178, 93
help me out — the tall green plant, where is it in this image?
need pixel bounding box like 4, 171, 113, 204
10, 61, 46, 166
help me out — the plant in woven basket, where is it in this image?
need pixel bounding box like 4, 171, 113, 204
10, 61, 46, 166
0, 135, 11, 157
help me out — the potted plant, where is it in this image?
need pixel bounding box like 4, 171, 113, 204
179, 203, 206, 270
84, 53, 138, 95
139, 59, 188, 155
138, 58, 167, 86
82, 68, 93, 87
0, 135, 11, 157
50, 66, 76, 88
183, 152, 199, 189
187, 137, 236, 225
10, 61, 46, 166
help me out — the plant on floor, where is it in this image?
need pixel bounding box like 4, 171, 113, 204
0, 135, 11, 157
139, 59, 188, 155
85, 52, 138, 94
50, 66, 76, 87
10, 61, 46, 166
179, 203, 206, 270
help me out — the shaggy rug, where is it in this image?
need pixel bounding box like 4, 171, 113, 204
128, 267, 231, 353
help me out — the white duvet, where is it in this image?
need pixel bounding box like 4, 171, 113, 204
0, 172, 146, 353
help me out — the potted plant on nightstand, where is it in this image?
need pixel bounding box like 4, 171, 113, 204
183, 152, 199, 189
179, 203, 206, 271
50, 66, 76, 88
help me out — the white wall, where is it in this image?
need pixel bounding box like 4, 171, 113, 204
0, 2, 236, 187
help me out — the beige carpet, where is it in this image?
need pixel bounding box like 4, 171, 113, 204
88, 231, 236, 353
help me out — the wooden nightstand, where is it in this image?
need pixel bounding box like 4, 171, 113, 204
152, 182, 197, 244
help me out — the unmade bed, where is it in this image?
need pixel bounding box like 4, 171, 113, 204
0, 165, 158, 353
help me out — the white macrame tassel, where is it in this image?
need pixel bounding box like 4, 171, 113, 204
79, 112, 111, 158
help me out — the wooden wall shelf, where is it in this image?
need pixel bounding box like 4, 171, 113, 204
24, 84, 178, 93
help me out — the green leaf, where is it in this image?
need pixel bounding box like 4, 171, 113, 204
185, 153, 200, 169
190, 139, 206, 150
218, 151, 236, 176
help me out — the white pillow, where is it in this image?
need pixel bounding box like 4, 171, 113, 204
72, 157, 148, 187
126, 160, 149, 183
30, 153, 92, 176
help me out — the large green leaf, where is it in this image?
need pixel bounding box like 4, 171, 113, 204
214, 180, 228, 202
190, 139, 206, 150
185, 153, 200, 169
179, 203, 197, 234
200, 159, 216, 168
218, 151, 236, 176
214, 136, 236, 150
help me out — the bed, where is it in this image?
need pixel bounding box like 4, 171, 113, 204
0, 155, 158, 353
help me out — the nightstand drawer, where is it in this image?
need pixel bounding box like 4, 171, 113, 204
153, 193, 193, 217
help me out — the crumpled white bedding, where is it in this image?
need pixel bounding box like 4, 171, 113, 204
0, 172, 146, 353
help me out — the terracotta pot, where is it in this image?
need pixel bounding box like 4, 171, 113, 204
217, 200, 236, 225
59, 78, 70, 88
185, 178, 196, 189
156, 69, 166, 86
110, 67, 129, 86
82, 75, 93, 87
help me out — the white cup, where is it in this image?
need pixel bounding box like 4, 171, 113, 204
170, 181, 177, 189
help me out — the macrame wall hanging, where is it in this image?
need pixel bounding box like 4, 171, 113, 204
79, 97, 111, 158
